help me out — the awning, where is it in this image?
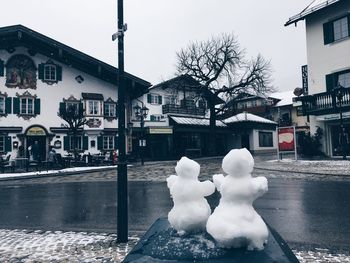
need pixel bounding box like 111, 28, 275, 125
169, 116, 227, 127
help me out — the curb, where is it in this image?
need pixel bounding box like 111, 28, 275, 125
254, 166, 350, 177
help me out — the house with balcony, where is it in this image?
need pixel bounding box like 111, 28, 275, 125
0, 25, 150, 164
285, 0, 350, 157
131, 75, 230, 160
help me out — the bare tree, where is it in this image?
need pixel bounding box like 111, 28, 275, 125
176, 33, 273, 154
58, 103, 86, 162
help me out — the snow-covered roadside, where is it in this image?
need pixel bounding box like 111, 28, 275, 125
0, 165, 119, 180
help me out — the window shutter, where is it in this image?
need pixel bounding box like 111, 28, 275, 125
325, 74, 335, 91
158, 95, 162, 104
97, 136, 103, 150
13, 98, 20, 114
150, 115, 156, 121
34, 98, 41, 115
38, 63, 44, 80
114, 136, 119, 149
59, 102, 65, 116
63, 136, 70, 151
83, 136, 88, 150
78, 102, 84, 115
147, 94, 152, 103
323, 21, 334, 45
56, 65, 62, 81
0, 59, 4, 77
115, 103, 118, 117
5, 136, 12, 152
5, 97, 12, 114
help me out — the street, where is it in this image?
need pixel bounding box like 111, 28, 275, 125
0, 177, 349, 251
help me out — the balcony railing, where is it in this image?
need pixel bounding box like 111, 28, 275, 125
298, 87, 350, 115
162, 104, 206, 116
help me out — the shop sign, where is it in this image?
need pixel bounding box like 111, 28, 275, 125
26, 126, 46, 136
149, 128, 173, 134
278, 127, 295, 152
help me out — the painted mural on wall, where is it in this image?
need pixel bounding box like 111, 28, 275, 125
6, 54, 37, 89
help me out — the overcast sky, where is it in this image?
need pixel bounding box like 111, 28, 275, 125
1, 0, 312, 91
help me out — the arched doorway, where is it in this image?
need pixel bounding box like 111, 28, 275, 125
25, 125, 48, 161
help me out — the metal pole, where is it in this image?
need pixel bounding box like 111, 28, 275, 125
140, 116, 144, 165
117, 0, 128, 243
339, 100, 346, 160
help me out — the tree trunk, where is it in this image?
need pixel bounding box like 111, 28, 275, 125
208, 103, 217, 156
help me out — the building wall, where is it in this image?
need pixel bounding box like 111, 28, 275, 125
0, 47, 124, 160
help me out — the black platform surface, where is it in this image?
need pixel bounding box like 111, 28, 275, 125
123, 218, 300, 262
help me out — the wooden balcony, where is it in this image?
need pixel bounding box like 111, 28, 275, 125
297, 88, 350, 116
162, 104, 206, 116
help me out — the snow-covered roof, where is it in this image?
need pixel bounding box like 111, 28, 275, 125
224, 112, 277, 125
285, 0, 340, 26
270, 91, 295, 107
170, 116, 227, 127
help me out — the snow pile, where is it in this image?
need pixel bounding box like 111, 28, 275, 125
167, 157, 215, 235
206, 148, 269, 250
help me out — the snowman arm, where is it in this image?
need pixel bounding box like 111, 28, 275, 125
166, 174, 177, 189
213, 174, 224, 192
252, 177, 268, 198
201, 180, 215, 196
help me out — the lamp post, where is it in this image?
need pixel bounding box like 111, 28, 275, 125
334, 84, 346, 160
134, 104, 149, 165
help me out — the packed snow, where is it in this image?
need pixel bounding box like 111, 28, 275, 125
206, 148, 269, 250
167, 157, 215, 235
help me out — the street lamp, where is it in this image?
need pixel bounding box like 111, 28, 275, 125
134, 104, 149, 165
334, 84, 346, 160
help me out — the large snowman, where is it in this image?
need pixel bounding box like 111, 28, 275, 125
167, 157, 215, 235
206, 148, 268, 250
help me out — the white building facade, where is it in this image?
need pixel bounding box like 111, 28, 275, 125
0, 25, 150, 162
286, 0, 350, 157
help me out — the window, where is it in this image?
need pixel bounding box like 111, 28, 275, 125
0, 97, 5, 114
0, 136, 4, 152
147, 94, 162, 105
333, 17, 349, 41
150, 115, 164, 121
88, 100, 100, 115
44, 64, 57, 81
103, 136, 114, 150
69, 136, 82, 150
324, 16, 350, 44
338, 72, 350, 88
165, 96, 177, 105
104, 103, 116, 117
20, 97, 34, 115
259, 131, 273, 147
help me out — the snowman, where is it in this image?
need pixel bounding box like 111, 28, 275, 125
167, 157, 215, 235
206, 148, 268, 250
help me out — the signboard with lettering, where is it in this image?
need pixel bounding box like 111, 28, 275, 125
301, 65, 308, 95
26, 126, 46, 136
149, 127, 173, 134
278, 127, 295, 152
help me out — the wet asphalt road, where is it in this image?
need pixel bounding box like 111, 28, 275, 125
0, 179, 349, 250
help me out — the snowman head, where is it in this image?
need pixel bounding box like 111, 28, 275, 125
175, 157, 200, 179
222, 148, 254, 177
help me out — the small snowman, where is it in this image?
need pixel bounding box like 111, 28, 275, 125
167, 157, 215, 235
206, 148, 268, 250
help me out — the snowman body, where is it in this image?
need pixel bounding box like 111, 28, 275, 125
167, 157, 215, 235
206, 148, 268, 250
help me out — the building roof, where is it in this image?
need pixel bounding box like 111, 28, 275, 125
0, 25, 151, 98
270, 91, 295, 107
170, 115, 227, 127
151, 75, 224, 105
224, 112, 277, 125
285, 0, 341, 26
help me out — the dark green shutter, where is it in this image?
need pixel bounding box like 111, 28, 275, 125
150, 115, 156, 121
5, 136, 12, 152
115, 103, 118, 117
59, 102, 65, 115
158, 95, 162, 104
56, 65, 62, 81
78, 102, 84, 115
326, 74, 335, 91
0, 59, 4, 77
323, 21, 334, 45
63, 136, 69, 151
83, 136, 88, 150
5, 97, 12, 114
13, 98, 20, 114
147, 94, 152, 103
38, 63, 44, 79
114, 136, 119, 149
34, 98, 41, 115
97, 136, 103, 150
